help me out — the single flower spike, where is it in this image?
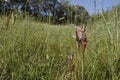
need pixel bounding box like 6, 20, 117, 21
72, 24, 87, 80
72, 24, 87, 49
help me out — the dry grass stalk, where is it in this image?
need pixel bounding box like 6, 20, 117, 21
6, 11, 12, 30
68, 54, 74, 80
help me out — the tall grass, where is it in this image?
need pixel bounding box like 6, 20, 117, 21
0, 12, 120, 80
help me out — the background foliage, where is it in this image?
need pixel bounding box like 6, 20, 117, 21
0, 0, 120, 80
0, 0, 89, 24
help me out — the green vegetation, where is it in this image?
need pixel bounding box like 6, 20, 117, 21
0, 11, 120, 79
0, 2, 120, 80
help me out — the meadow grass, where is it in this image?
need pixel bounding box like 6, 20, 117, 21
0, 15, 120, 80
